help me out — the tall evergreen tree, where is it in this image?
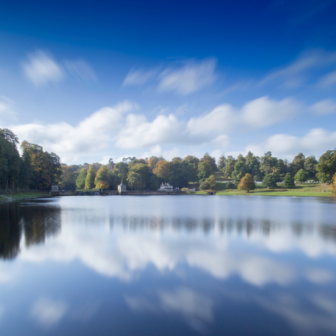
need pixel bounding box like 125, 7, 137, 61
283, 173, 295, 188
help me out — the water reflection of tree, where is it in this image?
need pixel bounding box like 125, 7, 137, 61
21, 205, 61, 246
0, 203, 22, 260
110, 215, 336, 242
0, 201, 61, 259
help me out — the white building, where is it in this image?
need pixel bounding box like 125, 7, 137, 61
118, 184, 126, 194
158, 182, 173, 192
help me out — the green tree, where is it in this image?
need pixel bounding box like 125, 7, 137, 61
294, 169, 308, 183
246, 152, 262, 180
316, 150, 336, 183
107, 171, 121, 190
263, 174, 277, 189
277, 159, 287, 181
238, 173, 255, 193
0, 129, 21, 190
232, 155, 247, 182
95, 165, 110, 189
85, 166, 96, 189
291, 153, 306, 175
217, 155, 226, 170
200, 175, 217, 190
20, 141, 62, 190
283, 173, 295, 188
198, 161, 213, 181
128, 163, 152, 189
223, 156, 236, 178
260, 152, 278, 176
199, 153, 217, 172
76, 169, 87, 189
183, 155, 199, 182
127, 171, 145, 190
114, 162, 129, 183
304, 156, 318, 180
169, 158, 188, 188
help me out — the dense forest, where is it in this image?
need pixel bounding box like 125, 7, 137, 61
0, 128, 61, 191
1, 128, 336, 192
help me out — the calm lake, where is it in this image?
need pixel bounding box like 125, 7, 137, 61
0, 195, 336, 335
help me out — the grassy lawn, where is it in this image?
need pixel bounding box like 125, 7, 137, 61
0, 192, 51, 202
77, 188, 100, 192
189, 183, 335, 198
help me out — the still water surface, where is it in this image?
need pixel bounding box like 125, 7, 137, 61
0, 195, 336, 335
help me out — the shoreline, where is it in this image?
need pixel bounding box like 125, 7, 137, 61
0, 193, 52, 204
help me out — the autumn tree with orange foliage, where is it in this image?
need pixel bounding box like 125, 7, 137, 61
153, 160, 171, 181
238, 173, 255, 193
148, 156, 164, 170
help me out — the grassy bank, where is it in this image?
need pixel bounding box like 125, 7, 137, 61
0, 192, 51, 202
189, 183, 335, 198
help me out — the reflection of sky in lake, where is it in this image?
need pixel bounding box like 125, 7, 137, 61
0, 196, 336, 335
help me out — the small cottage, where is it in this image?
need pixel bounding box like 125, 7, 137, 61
118, 184, 126, 194
50, 183, 60, 196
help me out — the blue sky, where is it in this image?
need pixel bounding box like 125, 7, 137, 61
0, 0, 336, 164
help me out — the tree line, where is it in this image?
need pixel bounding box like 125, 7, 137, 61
0, 128, 62, 191
1, 128, 335, 192
61, 150, 336, 192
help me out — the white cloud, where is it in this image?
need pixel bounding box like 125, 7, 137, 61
22, 51, 64, 86
158, 59, 216, 95
318, 70, 336, 87
31, 297, 68, 328
115, 113, 213, 150
187, 96, 300, 135
310, 99, 336, 115
64, 60, 97, 82
246, 128, 336, 160
123, 68, 159, 86
12, 101, 134, 163
2, 96, 320, 163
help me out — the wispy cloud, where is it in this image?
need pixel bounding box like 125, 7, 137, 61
22, 51, 65, 86
123, 68, 159, 86
64, 60, 97, 82
262, 49, 336, 88
158, 59, 216, 95
318, 70, 336, 87
22, 50, 97, 86
310, 99, 336, 115
123, 59, 216, 95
